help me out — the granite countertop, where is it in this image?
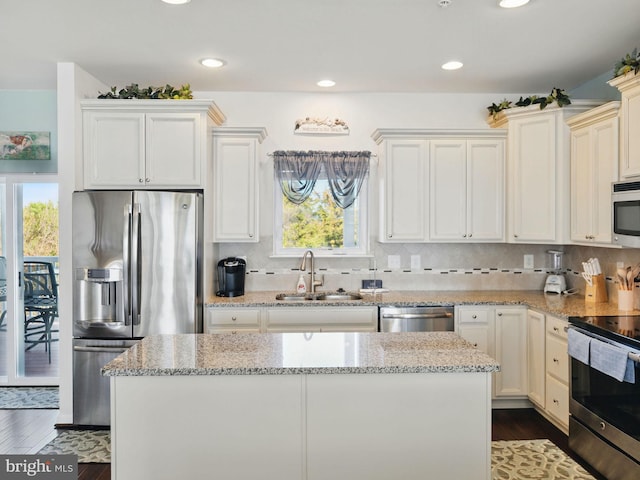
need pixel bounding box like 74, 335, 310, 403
206, 290, 637, 318
101, 331, 500, 377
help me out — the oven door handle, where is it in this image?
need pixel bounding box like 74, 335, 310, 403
569, 325, 640, 363
629, 351, 640, 363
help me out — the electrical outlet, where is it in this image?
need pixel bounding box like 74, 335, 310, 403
411, 255, 421, 270
617, 261, 625, 269
387, 255, 401, 269
524, 254, 534, 269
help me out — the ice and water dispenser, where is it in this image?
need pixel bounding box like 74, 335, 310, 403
73, 267, 124, 331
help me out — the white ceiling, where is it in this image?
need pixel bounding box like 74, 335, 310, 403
2, 0, 639, 94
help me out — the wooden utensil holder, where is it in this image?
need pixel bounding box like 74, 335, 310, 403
585, 274, 608, 303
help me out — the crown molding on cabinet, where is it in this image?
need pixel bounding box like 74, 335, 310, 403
370, 128, 507, 144
80, 99, 226, 125
608, 71, 640, 92
211, 126, 268, 143
565, 101, 620, 129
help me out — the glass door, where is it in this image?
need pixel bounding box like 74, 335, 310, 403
0, 177, 59, 385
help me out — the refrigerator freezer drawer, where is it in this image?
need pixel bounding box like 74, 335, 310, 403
73, 339, 138, 426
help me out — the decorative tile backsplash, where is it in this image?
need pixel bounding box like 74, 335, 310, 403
217, 237, 640, 294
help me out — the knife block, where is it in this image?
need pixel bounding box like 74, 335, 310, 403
585, 274, 608, 303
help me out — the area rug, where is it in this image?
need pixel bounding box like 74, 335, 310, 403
38, 429, 110, 463
37, 435, 594, 475
492, 439, 595, 480
0, 386, 59, 409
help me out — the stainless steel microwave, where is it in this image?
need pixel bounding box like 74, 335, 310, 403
612, 180, 640, 248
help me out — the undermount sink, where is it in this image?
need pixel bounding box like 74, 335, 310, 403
275, 292, 363, 302
315, 294, 363, 301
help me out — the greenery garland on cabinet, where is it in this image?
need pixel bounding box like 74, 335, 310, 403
487, 87, 571, 119
614, 47, 640, 78
97, 83, 193, 99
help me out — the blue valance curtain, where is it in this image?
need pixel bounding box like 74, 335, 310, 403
273, 150, 371, 209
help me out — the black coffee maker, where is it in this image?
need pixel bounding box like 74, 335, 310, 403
216, 257, 246, 297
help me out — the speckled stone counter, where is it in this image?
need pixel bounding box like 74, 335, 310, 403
102, 331, 499, 376
206, 289, 638, 318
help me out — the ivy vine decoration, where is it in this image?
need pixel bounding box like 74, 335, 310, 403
613, 47, 640, 78
487, 87, 571, 119
98, 83, 193, 99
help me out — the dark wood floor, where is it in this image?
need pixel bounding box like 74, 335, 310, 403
0, 407, 607, 479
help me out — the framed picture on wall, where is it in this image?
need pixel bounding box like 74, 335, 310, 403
0, 131, 51, 160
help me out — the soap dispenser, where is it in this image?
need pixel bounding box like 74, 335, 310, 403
296, 274, 307, 293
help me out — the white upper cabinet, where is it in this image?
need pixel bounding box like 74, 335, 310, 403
429, 138, 505, 242
372, 129, 505, 244
609, 72, 640, 178
489, 101, 603, 244
567, 102, 620, 246
211, 127, 267, 243
81, 100, 225, 190
373, 133, 429, 242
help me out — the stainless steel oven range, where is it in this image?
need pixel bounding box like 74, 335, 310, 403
568, 315, 640, 480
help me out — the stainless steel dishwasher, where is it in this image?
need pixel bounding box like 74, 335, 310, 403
379, 306, 454, 332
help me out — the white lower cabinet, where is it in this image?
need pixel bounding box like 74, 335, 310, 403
526, 310, 569, 432
455, 305, 527, 400
265, 307, 378, 332
205, 308, 261, 333
544, 314, 569, 430
206, 306, 378, 333
527, 309, 546, 408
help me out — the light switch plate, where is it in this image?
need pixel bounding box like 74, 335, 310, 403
388, 255, 401, 269
411, 255, 421, 270
524, 254, 534, 269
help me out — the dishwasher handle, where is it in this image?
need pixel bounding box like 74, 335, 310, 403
381, 312, 453, 320
73, 345, 131, 354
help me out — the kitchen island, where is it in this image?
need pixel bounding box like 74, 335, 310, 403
103, 332, 499, 480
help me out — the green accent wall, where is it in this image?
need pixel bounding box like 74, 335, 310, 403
0, 90, 57, 173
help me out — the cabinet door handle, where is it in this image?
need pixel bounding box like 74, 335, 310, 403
138, 178, 144, 183
472, 315, 477, 319
468, 233, 472, 238
145, 178, 150, 183
231, 316, 237, 322
497, 312, 503, 317
514, 234, 519, 239
463, 234, 467, 238
553, 357, 559, 364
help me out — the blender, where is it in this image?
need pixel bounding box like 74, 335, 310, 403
544, 250, 566, 294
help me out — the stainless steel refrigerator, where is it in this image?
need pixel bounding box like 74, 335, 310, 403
72, 190, 203, 426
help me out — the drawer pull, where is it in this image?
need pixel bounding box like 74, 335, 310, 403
231, 316, 237, 321
553, 358, 559, 364
472, 315, 477, 319
553, 399, 559, 405
553, 326, 559, 333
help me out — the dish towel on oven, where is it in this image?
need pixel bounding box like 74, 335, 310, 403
590, 338, 636, 383
567, 328, 591, 364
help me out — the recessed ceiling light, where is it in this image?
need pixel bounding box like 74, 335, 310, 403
499, 0, 530, 8
200, 58, 225, 68
441, 61, 463, 71
317, 80, 336, 88
161, 0, 191, 4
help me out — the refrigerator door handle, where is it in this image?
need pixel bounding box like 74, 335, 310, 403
123, 203, 133, 325
131, 202, 141, 326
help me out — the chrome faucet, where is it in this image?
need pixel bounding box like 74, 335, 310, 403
300, 250, 323, 293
